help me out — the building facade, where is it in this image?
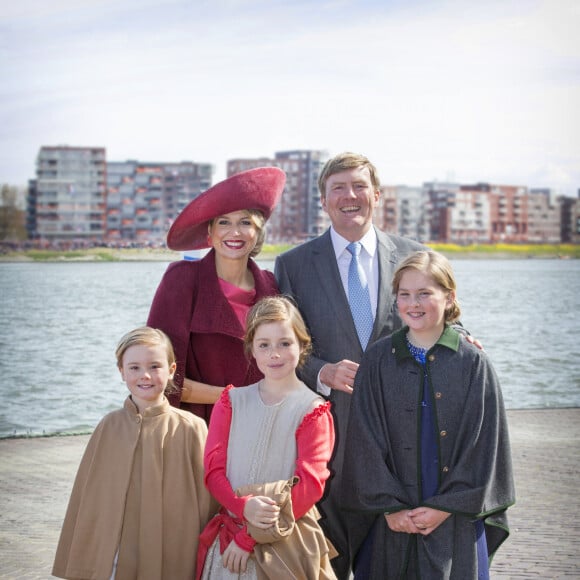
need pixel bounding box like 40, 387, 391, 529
29, 146, 107, 242
227, 150, 329, 243
376, 186, 398, 234
379, 185, 431, 242
423, 182, 461, 243
106, 160, 213, 243
559, 192, 580, 244
528, 189, 562, 243
486, 184, 530, 243
25, 147, 577, 245
394, 181, 565, 244
449, 186, 492, 243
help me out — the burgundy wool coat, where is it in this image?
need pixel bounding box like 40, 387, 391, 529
147, 250, 279, 423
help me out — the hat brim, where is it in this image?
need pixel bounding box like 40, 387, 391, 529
166, 167, 286, 251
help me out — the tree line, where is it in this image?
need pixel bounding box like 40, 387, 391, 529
0, 184, 27, 241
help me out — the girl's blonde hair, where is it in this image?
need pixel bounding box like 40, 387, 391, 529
244, 296, 312, 368
115, 326, 177, 394
392, 251, 461, 323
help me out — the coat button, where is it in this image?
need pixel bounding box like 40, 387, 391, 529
442, 466, 449, 473
136, 416, 141, 423
440, 430, 447, 437
392, 348, 395, 354
435, 392, 442, 399
428, 354, 435, 362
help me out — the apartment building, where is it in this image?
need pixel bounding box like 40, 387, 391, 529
528, 189, 562, 243
106, 160, 213, 243
29, 146, 107, 241
26, 179, 37, 239
423, 182, 461, 243
27, 148, 213, 244
26, 147, 576, 245
410, 181, 565, 244
559, 192, 580, 243
486, 184, 530, 243
227, 150, 329, 243
449, 186, 492, 243
376, 186, 398, 234
380, 185, 431, 242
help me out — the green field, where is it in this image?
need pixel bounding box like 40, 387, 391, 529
427, 242, 580, 259
0, 242, 578, 262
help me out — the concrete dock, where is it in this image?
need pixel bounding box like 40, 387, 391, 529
0, 408, 579, 579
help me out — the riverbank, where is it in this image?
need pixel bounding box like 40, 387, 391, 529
1, 408, 579, 579
0, 242, 578, 262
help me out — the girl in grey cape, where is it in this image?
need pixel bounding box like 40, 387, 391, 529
340, 251, 515, 579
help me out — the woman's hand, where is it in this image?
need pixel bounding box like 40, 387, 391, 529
408, 506, 451, 535
243, 495, 280, 529
180, 378, 224, 404
222, 540, 251, 574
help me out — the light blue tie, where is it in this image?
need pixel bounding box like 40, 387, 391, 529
346, 242, 374, 349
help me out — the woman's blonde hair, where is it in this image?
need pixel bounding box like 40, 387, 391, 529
208, 209, 267, 258
115, 326, 177, 394
392, 251, 461, 323
244, 296, 312, 368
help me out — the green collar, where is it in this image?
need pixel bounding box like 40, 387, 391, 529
392, 325, 461, 362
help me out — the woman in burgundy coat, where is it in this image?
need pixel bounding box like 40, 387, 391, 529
148, 167, 285, 423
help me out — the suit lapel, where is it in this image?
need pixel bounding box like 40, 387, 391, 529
374, 228, 399, 341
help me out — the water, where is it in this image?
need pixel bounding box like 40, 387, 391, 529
0, 259, 579, 437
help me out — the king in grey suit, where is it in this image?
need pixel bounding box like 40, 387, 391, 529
275, 152, 426, 579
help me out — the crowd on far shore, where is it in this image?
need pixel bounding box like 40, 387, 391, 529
0, 239, 168, 254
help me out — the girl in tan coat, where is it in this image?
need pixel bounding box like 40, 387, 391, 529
53, 327, 215, 580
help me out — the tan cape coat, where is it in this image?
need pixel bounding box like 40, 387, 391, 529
53, 396, 215, 580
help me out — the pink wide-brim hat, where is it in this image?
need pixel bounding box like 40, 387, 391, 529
166, 166, 286, 251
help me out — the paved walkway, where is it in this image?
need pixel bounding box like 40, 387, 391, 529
0, 408, 579, 579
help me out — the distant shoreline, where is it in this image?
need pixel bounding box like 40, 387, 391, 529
0, 243, 578, 262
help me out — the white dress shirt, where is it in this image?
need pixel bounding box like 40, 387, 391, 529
330, 226, 379, 316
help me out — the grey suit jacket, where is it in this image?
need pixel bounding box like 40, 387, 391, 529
275, 227, 425, 564
275, 226, 425, 388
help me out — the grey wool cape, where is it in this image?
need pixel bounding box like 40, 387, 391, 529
339, 327, 515, 579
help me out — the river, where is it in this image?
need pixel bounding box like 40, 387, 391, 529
0, 258, 578, 437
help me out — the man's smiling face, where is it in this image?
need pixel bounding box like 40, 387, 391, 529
322, 165, 380, 241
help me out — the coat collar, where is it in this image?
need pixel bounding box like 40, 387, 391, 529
124, 395, 171, 417
191, 250, 272, 338
391, 325, 461, 362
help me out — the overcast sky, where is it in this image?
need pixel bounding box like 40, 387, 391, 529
1, 0, 579, 195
